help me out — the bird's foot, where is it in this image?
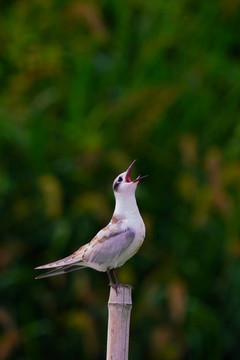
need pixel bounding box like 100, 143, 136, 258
109, 283, 133, 294
107, 268, 133, 294
109, 282, 120, 294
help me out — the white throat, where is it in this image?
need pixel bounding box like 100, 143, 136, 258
113, 191, 139, 217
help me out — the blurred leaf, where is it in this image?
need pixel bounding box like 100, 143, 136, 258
0, 308, 20, 360
73, 191, 111, 221
38, 174, 63, 219
167, 279, 187, 323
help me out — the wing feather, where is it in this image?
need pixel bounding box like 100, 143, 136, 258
86, 227, 135, 266
35, 264, 84, 279
35, 251, 85, 270
35, 217, 134, 277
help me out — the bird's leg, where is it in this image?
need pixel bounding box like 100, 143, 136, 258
107, 269, 115, 286
112, 268, 121, 285
107, 268, 119, 294
113, 268, 134, 291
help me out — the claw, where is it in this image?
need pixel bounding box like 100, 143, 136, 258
111, 283, 119, 295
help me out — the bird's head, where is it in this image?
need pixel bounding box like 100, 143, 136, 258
112, 160, 148, 196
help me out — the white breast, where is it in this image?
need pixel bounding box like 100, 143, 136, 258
113, 216, 145, 269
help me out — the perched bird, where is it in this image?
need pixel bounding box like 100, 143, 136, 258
35, 160, 147, 291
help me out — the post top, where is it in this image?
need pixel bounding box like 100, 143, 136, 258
108, 285, 132, 306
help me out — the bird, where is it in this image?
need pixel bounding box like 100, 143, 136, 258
35, 160, 147, 291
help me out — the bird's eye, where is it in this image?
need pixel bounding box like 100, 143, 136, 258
118, 176, 123, 182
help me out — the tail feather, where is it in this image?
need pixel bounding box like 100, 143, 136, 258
35, 264, 85, 279
35, 255, 83, 270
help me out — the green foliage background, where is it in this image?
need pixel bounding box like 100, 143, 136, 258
1, 0, 240, 359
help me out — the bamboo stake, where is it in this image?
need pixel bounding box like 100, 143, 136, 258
106, 285, 132, 360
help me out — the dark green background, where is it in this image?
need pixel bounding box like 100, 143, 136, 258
1, 0, 240, 359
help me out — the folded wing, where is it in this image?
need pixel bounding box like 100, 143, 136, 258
35, 219, 135, 278
85, 227, 135, 267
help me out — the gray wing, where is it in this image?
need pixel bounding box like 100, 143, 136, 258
86, 228, 135, 265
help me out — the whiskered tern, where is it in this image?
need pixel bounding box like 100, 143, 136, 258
35, 160, 147, 291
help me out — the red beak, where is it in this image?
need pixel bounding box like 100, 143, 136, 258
133, 175, 149, 183
125, 160, 148, 183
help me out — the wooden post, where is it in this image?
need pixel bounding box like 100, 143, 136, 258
106, 285, 132, 360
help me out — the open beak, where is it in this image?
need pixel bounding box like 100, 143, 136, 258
125, 160, 148, 183
133, 175, 149, 183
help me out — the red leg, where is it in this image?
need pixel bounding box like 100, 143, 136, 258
107, 268, 120, 294
107, 269, 114, 286
112, 268, 121, 285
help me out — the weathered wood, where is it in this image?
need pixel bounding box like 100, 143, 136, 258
106, 285, 132, 360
